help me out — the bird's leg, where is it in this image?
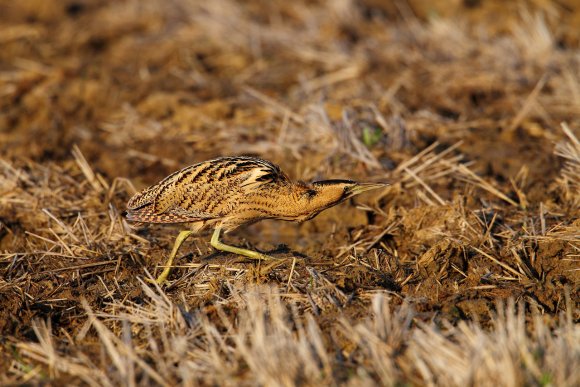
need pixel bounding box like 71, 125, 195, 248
210, 227, 275, 261
152, 230, 194, 285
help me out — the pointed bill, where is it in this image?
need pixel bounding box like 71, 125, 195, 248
350, 182, 389, 196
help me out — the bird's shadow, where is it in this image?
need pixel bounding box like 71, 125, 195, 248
182, 244, 309, 263
267, 244, 309, 259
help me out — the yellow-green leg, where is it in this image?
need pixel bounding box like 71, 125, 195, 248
153, 230, 194, 285
210, 227, 275, 261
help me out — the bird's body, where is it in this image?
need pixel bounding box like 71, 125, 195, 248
127, 156, 385, 284
128, 157, 315, 231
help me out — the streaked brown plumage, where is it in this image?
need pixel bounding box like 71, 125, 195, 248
127, 156, 386, 284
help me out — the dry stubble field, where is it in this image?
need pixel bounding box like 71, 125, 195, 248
0, 0, 579, 385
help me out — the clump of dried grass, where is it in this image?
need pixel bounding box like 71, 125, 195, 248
0, 153, 135, 271
405, 297, 579, 386
10, 284, 579, 386
555, 123, 580, 208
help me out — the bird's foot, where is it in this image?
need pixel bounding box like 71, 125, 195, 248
246, 252, 277, 261
143, 268, 172, 286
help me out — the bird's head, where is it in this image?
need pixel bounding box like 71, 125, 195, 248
295, 179, 387, 221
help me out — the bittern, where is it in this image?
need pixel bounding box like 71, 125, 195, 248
126, 156, 386, 284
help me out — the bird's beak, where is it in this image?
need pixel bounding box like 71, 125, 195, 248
349, 182, 389, 196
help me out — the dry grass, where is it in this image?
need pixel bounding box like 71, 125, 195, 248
9, 284, 580, 386
1, 0, 579, 385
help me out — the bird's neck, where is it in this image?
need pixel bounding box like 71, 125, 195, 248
275, 185, 337, 221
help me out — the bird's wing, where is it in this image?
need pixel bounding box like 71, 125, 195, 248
126, 157, 289, 224
125, 206, 209, 224
126, 190, 215, 223
126, 162, 217, 223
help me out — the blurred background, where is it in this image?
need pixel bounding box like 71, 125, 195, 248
1, 0, 578, 179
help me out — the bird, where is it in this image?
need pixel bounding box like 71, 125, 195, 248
126, 156, 386, 284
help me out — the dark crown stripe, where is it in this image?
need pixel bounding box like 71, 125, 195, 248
312, 179, 355, 185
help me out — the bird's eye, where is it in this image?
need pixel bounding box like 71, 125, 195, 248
305, 189, 316, 198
